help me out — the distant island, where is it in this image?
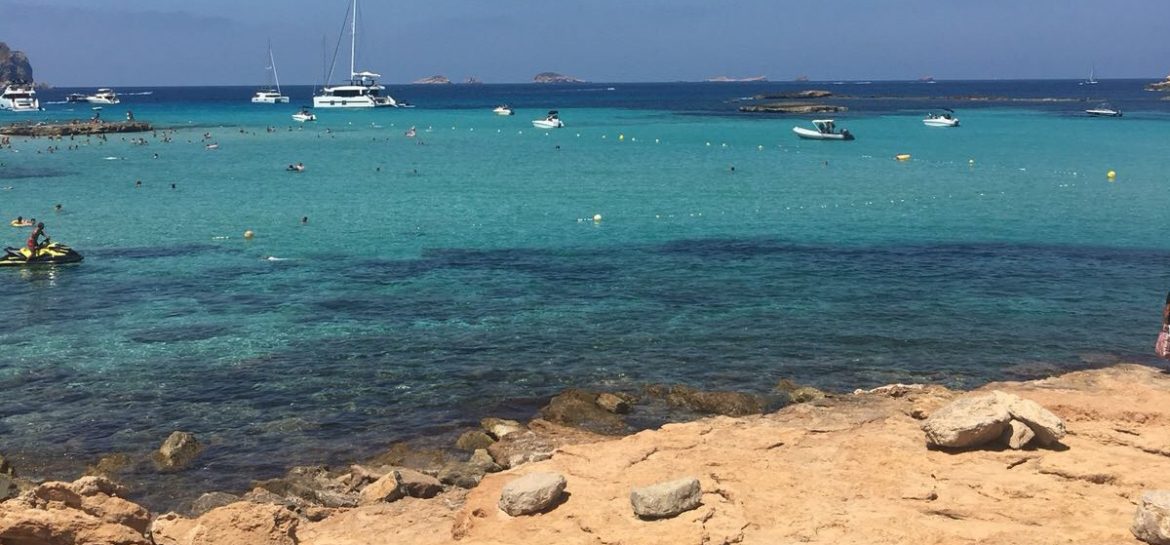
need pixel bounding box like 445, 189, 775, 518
793, 75, 810, 82
706, 75, 767, 83
533, 72, 584, 83
413, 75, 451, 85
0, 42, 34, 84
1146, 74, 1170, 92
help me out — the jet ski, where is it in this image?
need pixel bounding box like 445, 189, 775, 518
1, 242, 84, 266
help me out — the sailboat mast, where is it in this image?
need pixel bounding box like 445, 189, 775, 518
350, 0, 357, 79
269, 41, 282, 94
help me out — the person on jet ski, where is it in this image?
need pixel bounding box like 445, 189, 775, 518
26, 222, 48, 261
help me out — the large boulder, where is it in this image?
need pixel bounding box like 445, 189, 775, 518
538, 389, 629, 435
151, 502, 299, 545
0, 476, 152, 545
630, 477, 702, 520
498, 472, 567, 516
1133, 490, 1170, 545
1005, 395, 1066, 446
922, 391, 1066, 450
153, 431, 202, 471
438, 449, 502, 489
922, 392, 1012, 448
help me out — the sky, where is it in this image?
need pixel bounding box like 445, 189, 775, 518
2, 0, 1168, 86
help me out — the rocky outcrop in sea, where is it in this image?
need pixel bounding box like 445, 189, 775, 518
0, 42, 34, 84
533, 72, 583, 83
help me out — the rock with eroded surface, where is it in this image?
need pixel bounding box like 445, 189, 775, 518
1134, 490, 1170, 545
498, 472, 566, 516
630, 477, 702, 520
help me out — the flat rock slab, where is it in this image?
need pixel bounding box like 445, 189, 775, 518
630, 477, 702, 519
498, 472, 566, 516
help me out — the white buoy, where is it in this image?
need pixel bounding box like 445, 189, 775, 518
593, 214, 602, 222
243, 230, 255, 240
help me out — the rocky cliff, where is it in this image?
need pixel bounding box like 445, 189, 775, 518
0, 42, 34, 84
533, 72, 583, 83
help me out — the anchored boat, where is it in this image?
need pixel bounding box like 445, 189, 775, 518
793, 119, 854, 140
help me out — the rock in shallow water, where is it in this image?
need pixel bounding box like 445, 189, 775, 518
539, 389, 629, 435
498, 472, 567, 516
455, 430, 495, 451
153, 431, 201, 471
630, 477, 702, 519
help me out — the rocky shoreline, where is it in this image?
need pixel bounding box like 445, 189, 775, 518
5, 364, 1170, 544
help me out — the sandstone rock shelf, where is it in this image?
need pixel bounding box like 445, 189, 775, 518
5, 364, 1170, 544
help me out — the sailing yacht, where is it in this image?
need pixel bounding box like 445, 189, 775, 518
252, 41, 289, 104
313, 0, 398, 109
1079, 66, 1099, 86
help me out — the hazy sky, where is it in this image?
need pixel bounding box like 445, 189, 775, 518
2, 0, 1168, 86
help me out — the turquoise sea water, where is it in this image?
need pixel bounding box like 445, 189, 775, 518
1, 81, 1169, 507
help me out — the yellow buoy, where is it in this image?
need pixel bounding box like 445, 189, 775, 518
593, 214, 602, 222
895, 154, 911, 161
1107, 170, 1117, 179
618, 134, 624, 141
243, 230, 255, 240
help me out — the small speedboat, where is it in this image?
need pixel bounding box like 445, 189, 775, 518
1085, 103, 1122, 117
493, 105, 514, 116
292, 107, 316, 122
532, 110, 564, 129
65, 93, 88, 103
923, 109, 959, 127
793, 119, 854, 140
0, 242, 84, 266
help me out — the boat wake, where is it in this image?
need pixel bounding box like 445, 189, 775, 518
122, 91, 154, 96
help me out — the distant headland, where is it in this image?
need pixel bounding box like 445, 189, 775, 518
705, 75, 767, 83
533, 72, 584, 84
0, 42, 34, 84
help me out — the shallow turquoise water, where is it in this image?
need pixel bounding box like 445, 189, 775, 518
1, 82, 1168, 507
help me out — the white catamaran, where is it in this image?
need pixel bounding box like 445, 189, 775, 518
313, 0, 398, 109
252, 41, 289, 104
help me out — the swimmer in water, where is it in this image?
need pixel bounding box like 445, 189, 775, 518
301, 216, 309, 224
135, 180, 142, 188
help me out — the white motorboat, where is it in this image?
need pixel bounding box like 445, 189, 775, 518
292, 107, 316, 122
0, 82, 40, 112
313, 0, 399, 109
65, 93, 88, 103
532, 110, 564, 129
1085, 103, 1121, 117
923, 109, 959, 127
493, 105, 514, 116
793, 119, 854, 140
252, 41, 289, 104
85, 88, 120, 105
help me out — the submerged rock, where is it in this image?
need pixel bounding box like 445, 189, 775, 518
647, 384, 766, 416
153, 431, 201, 471
251, 465, 357, 508
480, 418, 525, 440
188, 491, 240, 517
596, 392, 631, 414
539, 389, 629, 435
